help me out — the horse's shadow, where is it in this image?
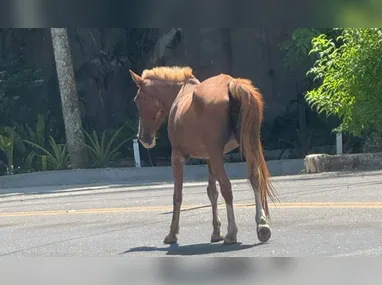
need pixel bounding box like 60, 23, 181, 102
120, 241, 266, 256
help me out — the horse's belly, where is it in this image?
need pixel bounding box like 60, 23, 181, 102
175, 133, 238, 160
181, 136, 210, 159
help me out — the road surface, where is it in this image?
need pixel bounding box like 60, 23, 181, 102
0, 170, 382, 257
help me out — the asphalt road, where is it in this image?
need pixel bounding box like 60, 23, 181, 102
1, 170, 382, 257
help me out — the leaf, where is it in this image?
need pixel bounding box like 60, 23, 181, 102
24, 136, 68, 170
82, 125, 134, 167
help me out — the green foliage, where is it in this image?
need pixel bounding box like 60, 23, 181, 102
6, 113, 48, 173
24, 136, 69, 171
83, 125, 134, 168
280, 28, 341, 74
0, 29, 165, 174
306, 28, 382, 137
0, 57, 45, 127
18, 113, 48, 172
276, 29, 341, 157
261, 101, 336, 157
0, 126, 23, 174
362, 130, 382, 153
26, 113, 46, 147
280, 28, 322, 73
0, 29, 51, 174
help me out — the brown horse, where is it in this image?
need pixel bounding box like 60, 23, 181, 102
129, 66, 277, 245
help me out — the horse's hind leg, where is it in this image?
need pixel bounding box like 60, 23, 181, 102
248, 171, 271, 242
206, 160, 224, 243
208, 154, 238, 245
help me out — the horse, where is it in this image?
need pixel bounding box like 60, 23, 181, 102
129, 66, 277, 245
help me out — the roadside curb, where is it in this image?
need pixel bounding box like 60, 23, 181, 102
304, 152, 382, 174
0, 159, 304, 189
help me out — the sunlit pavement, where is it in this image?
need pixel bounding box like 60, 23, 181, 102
1, 170, 382, 257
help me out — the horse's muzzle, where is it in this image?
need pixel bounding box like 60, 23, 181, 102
139, 133, 156, 149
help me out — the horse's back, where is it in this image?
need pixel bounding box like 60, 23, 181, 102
170, 73, 232, 121
192, 73, 233, 108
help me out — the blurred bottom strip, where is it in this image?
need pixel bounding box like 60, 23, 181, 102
0, 257, 380, 285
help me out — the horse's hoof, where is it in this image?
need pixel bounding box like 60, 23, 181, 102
163, 234, 178, 244
210, 233, 224, 243
257, 224, 271, 242
223, 235, 237, 245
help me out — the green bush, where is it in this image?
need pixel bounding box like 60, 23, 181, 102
83, 125, 134, 168
362, 130, 382, 153
307, 28, 382, 137
0, 126, 22, 174
24, 136, 69, 171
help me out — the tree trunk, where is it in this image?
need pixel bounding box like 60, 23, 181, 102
50, 28, 88, 169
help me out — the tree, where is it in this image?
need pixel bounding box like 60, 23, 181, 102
50, 28, 88, 168
306, 28, 382, 138
279, 29, 321, 157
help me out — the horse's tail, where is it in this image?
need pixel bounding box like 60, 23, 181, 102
228, 78, 278, 217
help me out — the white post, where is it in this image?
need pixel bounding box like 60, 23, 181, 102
336, 132, 343, 155
133, 139, 141, 167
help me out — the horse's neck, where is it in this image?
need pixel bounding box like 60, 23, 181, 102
156, 82, 184, 113
178, 78, 200, 99
159, 79, 199, 112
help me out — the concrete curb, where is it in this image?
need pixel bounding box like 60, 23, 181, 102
304, 152, 382, 174
0, 159, 304, 189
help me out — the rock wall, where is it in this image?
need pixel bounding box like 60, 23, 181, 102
152, 28, 301, 122
8, 28, 307, 134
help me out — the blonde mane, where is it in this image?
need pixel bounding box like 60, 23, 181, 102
141, 66, 195, 82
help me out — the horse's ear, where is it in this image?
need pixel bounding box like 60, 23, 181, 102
129, 70, 144, 87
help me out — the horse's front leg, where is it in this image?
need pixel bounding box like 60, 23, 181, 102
163, 151, 185, 244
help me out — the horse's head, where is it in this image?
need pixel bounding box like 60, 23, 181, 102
129, 70, 166, 149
